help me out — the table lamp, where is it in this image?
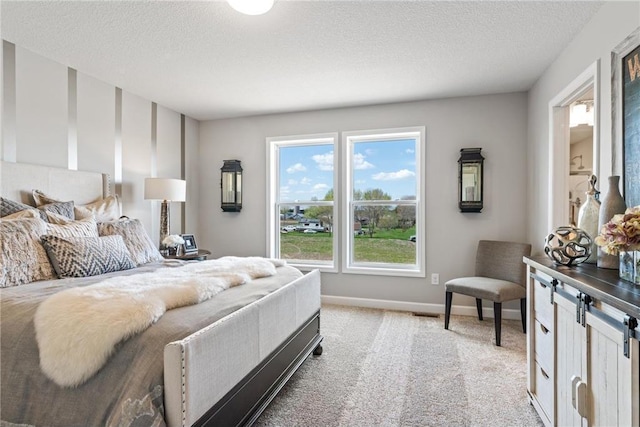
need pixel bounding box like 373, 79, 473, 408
144, 178, 186, 246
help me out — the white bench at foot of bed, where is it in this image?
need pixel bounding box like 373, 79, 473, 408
164, 269, 322, 427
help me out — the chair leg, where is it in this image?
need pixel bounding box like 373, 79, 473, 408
494, 302, 502, 346
445, 291, 452, 330
476, 298, 483, 321
520, 298, 526, 334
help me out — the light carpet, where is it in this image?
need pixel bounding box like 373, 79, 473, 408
256, 304, 543, 427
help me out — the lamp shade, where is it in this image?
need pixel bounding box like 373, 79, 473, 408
144, 178, 186, 202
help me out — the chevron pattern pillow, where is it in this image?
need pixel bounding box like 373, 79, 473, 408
41, 235, 135, 278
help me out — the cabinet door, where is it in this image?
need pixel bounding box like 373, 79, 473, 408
555, 291, 586, 427
585, 309, 639, 426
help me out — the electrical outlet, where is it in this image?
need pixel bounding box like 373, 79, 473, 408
431, 273, 439, 285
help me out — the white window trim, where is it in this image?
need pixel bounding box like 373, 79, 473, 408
341, 126, 425, 278
266, 133, 339, 273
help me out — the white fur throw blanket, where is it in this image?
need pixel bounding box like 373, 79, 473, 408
34, 256, 285, 388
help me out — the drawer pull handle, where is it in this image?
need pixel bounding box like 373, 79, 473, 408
540, 367, 550, 380
539, 324, 549, 334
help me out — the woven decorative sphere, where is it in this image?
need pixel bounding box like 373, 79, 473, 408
544, 226, 592, 266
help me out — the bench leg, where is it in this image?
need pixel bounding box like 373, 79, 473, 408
476, 298, 483, 321
520, 298, 526, 334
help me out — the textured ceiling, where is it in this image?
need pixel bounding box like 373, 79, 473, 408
1, 1, 603, 121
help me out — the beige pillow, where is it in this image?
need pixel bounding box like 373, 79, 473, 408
32, 190, 121, 222
0, 217, 55, 287
45, 217, 99, 239
74, 195, 121, 222
98, 218, 163, 266
32, 189, 68, 207
0, 209, 40, 221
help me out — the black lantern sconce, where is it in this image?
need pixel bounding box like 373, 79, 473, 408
221, 160, 243, 212
458, 148, 484, 213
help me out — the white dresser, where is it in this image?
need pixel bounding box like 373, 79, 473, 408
524, 257, 640, 426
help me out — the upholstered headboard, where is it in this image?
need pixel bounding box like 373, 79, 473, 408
0, 161, 110, 206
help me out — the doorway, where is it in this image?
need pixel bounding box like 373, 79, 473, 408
568, 90, 595, 225
548, 61, 600, 230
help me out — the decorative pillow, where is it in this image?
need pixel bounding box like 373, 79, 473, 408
0, 197, 45, 220
1, 197, 33, 217
46, 217, 99, 239
32, 189, 62, 207
38, 201, 75, 220
41, 235, 135, 278
0, 217, 55, 287
32, 190, 121, 222
0, 209, 41, 221
98, 218, 164, 266
74, 195, 121, 222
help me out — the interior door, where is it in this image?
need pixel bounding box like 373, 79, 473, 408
555, 290, 586, 427
585, 308, 639, 426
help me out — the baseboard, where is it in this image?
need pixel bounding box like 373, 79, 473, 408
320, 295, 523, 320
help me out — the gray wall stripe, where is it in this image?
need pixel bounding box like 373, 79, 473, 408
181, 114, 186, 233
151, 102, 157, 177
67, 67, 78, 170
2, 40, 17, 162
114, 87, 123, 197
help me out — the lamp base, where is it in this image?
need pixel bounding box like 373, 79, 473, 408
160, 200, 170, 247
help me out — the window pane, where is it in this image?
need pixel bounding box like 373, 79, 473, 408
271, 136, 336, 268
352, 139, 416, 200
279, 214, 333, 263
352, 204, 416, 264
279, 144, 334, 203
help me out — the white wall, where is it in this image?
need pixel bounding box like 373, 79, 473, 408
527, 2, 640, 254
1, 43, 200, 242
199, 93, 529, 309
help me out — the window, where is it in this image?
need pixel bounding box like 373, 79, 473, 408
267, 134, 338, 271
267, 127, 424, 277
343, 128, 424, 276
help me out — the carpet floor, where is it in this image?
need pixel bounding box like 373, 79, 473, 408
255, 304, 544, 427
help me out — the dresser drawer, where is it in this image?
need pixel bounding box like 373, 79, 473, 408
534, 319, 553, 372
533, 279, 552, 328
534, 361, 553, 420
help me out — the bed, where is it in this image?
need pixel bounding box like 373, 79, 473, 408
0, 161, 323, 427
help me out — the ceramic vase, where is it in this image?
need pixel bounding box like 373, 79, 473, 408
577, 175, 600, 264
597, 176, 627, 269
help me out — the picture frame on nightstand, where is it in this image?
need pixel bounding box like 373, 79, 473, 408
180, 234, 198, 254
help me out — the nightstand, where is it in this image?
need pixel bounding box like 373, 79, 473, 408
164, 249, 211, 261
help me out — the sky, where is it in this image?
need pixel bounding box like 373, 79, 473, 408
279, 138, 416, 202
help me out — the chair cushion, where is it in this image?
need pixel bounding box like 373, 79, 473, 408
445, 276, 526, 303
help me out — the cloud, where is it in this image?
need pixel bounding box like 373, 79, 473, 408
372, 169, 415, 181
312, 152, 334, 171
405, 148, 415, 154
300, 177, 312, 185
288, 179, 298, 185
286, 163, 306, 173
365, 149, 376, 156
354, 153, 374, 170
313, 183, 329, 191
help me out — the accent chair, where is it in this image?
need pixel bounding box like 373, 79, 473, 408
444, 240, 532, 346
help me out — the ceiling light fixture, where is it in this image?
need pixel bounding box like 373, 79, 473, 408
227, 0, 274, 15
570, 100, 594, 128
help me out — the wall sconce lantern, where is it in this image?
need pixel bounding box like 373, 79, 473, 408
221, 160, 243, 212
458, 148, 484, 213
